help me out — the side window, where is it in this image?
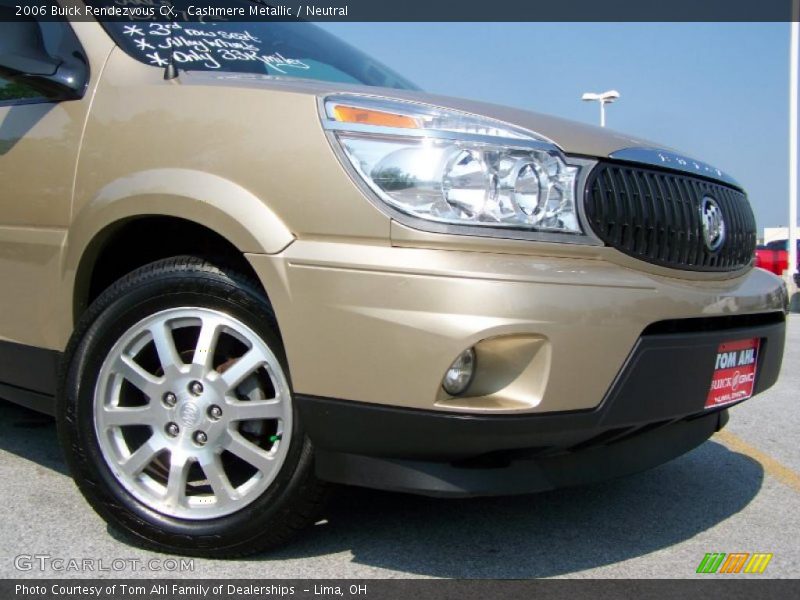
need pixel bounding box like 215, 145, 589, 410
0, 17, 86, 106
0, 75, 43, 104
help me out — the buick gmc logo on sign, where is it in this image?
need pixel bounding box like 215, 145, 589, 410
706, 339, 760, 408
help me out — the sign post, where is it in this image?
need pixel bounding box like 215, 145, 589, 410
788, 2, 799, 303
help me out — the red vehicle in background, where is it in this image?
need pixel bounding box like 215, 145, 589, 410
755, 239, 799, 284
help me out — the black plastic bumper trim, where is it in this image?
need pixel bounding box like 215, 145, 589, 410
0, 382, 55, 416
0, 340, 60, 396
314, 409, 727, 497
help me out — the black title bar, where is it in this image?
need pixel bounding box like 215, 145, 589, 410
4, 579, 800, 600
2, 0, 800, 22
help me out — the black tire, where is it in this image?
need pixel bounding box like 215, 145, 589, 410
57, 256, 327, 557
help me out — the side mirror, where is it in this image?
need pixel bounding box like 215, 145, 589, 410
0, 10, 87, 99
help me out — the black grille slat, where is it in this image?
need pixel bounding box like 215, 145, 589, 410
655, 173, 678, 263
620, 169, 640, 253
634, 170, 655, 256
585, 162, 756, 272
732, 186, 751, 264
666, 176, 685, 264
718, 186, 734, 267
674, 177, 692, 265
615, 169, 634, 249
641, 172, 657, 257
674, 177, 690, 265
649, 174, 669, 263
603, 171, 616, 239
686, 179, 704, 267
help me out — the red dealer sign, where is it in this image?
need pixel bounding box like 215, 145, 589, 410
706, 338, 761, 409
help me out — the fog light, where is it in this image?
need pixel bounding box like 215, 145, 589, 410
442, 348, 476, 396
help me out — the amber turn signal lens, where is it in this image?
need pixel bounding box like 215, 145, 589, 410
332, 105, 420, 129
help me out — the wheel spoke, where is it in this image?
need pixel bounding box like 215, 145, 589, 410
226, 399, 283, 422
198, 453, 238, 506
99, 404, 155, 428
114, 355, 160, 396
150, 320, 183, 376
192, 317, 221, 370
119, 437, 163, 477
164, 451, 192, 507
264, 364, 283, 401
224, 432, 274, 474
219, 349, 265, 392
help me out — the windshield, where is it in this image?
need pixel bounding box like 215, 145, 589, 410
96, 1, 418, 90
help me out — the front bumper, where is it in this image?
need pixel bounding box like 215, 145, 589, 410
298, 313, 785, 496
247, 241, 787, 415
246, 241, 787, 495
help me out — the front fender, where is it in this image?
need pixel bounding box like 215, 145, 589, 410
56, 168, 294, 346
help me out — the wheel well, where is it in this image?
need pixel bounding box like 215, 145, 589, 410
74, 216, 263, 323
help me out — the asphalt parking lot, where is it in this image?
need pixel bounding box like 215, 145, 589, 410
1, 314, 798, 579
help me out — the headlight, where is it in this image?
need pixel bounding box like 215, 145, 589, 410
321, 95, 584, 235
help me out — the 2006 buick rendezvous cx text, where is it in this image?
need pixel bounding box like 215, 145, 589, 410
0, 0, 787, 557
19, 3, 347, 18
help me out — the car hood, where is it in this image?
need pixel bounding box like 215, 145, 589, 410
184, 72, 663, 157
354, 88, 659, 158
186, 73, 740, 185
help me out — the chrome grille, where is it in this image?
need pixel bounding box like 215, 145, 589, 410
584, 162, 756, 271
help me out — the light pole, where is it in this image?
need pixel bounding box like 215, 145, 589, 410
582, 90, 620, 127
789, 7, 798, 300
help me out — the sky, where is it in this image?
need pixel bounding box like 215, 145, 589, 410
320, 22, 796, 233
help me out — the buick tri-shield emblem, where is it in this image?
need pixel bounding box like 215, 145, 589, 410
700, 196, 726, 252
178, 402, 201, 428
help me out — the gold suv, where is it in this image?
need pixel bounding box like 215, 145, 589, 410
0, 3, 788, 556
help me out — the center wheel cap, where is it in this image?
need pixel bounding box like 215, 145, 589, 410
178, 401, 202, 429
